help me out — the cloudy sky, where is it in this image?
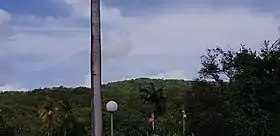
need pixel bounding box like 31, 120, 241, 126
0, 0, 280, 91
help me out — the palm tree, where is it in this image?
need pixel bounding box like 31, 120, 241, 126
57, 100, 75, 136
139, 83, 166, 133
39, 101, 57, 136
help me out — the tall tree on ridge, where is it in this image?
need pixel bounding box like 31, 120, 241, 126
39, 101, 57, 136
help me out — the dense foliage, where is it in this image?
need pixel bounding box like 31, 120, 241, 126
196, 40, 280, 136
0, 79, 189, 136
1, 40, 280, 135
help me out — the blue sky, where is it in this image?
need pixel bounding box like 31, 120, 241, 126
0, 0, 280, 91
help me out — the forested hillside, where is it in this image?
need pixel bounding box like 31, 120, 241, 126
0, 78, 191, 136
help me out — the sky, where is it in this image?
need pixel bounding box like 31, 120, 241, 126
0, 0, 280, 91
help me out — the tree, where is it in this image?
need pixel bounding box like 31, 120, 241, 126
39, 101, 57, 136
0, 113, 15, 136
186, 81, 230, 136
139, 82, 166, 134
54, 100, 87, 136
56, 100, 75, 136
198, 40, 280, 135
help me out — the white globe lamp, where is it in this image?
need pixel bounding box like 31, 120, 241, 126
106, 101, 118, 112
106, 101, 118, 136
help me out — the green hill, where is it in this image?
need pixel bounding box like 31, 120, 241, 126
0, 78, 190, 136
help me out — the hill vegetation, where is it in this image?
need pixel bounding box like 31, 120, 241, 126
0, 79, 190, 136
1, 40, 280, 136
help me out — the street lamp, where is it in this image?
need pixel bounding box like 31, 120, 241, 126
106, 101, 118, 136
182, 107, 187, 136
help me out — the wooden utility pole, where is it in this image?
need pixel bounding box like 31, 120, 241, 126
91, 0, 102, 135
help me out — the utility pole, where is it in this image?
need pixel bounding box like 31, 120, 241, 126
91, 0, 102, 136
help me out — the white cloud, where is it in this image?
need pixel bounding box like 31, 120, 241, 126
0, 9, 12, 43
58, 4, 280, 87
0, 84, 28, 92
102, 31, 132, 59
0, 9, 14, 87
63, 0, 89, 18
3, 2, 280, 88
0, 9, 10, 25
98, 6, 279, 83
84, 73, 90, 87
116, 8, 277, 53
126, 8, 279, 56
65, 2, 280, 56
7, 4, 132, 62
151, 70, 190, 80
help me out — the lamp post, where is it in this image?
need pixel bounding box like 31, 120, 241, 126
106, 101, 118, 136
182, 108, 186, 136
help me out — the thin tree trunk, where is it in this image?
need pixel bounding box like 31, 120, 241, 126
91, 0, 103, 136
47, 121, 51, 136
